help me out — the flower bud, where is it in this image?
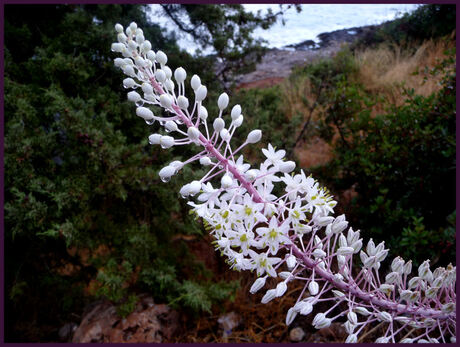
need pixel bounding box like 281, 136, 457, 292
279, 161, 295, 173
141, 40, 151, 53
308, 280, 319, 295
164, 79, 174, 92
198, 106, 208, 120
156, 50, 167, 65
129, 21, 137, 31
247, 129, 262, 144
385, 271, 400, 284
279, 271, 291, 280
403, 260, 412, 274
114, 58, 125, 67
159, 166, 176, 180
354, 306, 371, 316
128, 91, 142, 103
188, 180, 201, 196
179, 183, 191, 197
195, 85, 207, 101
135, 33, 144, 44
111, 42, 125, 53
286, 255, 296, 269
217, 92, 229, 110
233, 115, 244, 128
344, 321, 355, 334
115, 23, 124, 33
127, 40, 138, 51
160, 135, 175, 149
220, 129, 231, 142
313, 313, 331, 329
345, 334, 358, 343
141, 83, 153, 94
174, 67, 186, 83
317, 216, 334, 226
146, 50, 156, 61
391, 256, 405, 274
123, 64, 137, 77
221, 174, 233, 189
177, 95, 189, 110
155, 69, 166, 83
337, 247, 354, 256
275, 281, 287, 297
312, 249, 326, 258
376, 311, 392, 322
347, 311, 358, 325
187, 127, 200, 141
199, 156, 212, 166
231, 104, 242, 120
169, 161, 183, 169
213, 118, 225, 132
366, 239, 376, 256
299, 302, 313, 315
245, 169, 257, 181
163, 66, 172, 79
159, 94, 173, 109
250, 277, 266, 294
136, 107, 154, 120
165, 121, 178, 132
375, 337, 390, 343
191, 74, 201, 90
285, 307, 297, 326
136, 59, 147, 69
148, 134, 161, 145
261, 289, 276, 304
400, 338, 414, 343
350, 240, 362, 253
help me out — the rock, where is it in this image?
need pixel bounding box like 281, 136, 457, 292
58, 322, 78, 341
72, 295, 179, 343
289, 327, 306, 342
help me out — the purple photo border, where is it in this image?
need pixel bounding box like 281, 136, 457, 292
0, 1, 457, 346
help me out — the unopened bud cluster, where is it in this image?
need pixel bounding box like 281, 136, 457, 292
111, 22, 456, 343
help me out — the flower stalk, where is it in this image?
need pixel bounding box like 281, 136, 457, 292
111, 22, 456, 343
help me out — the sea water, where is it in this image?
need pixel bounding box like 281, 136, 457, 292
150, 4, 420, 54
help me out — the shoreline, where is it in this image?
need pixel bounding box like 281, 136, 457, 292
234, 23, 382, 89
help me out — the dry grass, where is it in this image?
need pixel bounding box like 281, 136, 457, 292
355, 37, 455, 107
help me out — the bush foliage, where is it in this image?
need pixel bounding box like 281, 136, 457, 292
4, 4, 236, 341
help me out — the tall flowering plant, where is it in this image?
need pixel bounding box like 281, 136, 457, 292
111, 22, 456, 343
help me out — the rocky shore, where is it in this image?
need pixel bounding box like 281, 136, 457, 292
234, 24, 380, 89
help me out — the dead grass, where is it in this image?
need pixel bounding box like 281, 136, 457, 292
355, 37, 455, 107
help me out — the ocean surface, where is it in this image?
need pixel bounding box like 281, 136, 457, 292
149, 4, 420, 54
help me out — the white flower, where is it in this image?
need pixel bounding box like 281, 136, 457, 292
256, 217, 291, 255
248, 250, 281, 277
262, 143, 286, 168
